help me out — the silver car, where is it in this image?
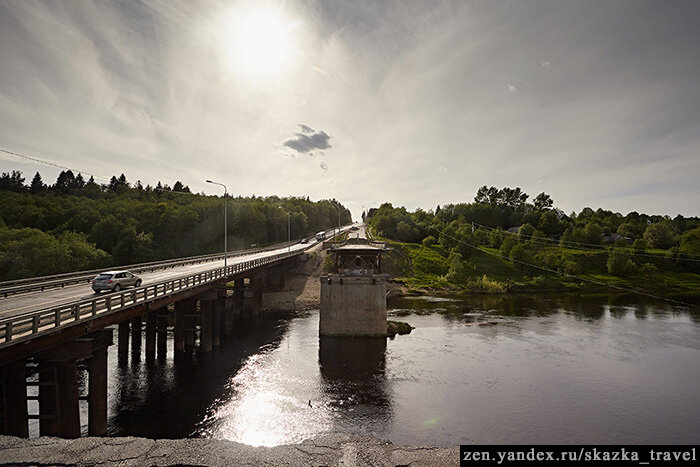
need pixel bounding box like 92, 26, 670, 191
91, 270, 142, 293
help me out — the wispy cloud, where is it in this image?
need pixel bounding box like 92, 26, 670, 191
0, 1, 698, 218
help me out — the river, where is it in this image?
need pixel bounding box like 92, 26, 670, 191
36, 294, 699, 445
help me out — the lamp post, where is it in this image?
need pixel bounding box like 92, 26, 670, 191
206, 180, 228, 270
333, 206, 342, 241
278, 206, 291, 253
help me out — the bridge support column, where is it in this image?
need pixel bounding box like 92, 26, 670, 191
145, 310, 157, 360
251, 274, 264, 316
157, 310, 168, 359
276, 267, 285, 290
213, 293, 225, 347
38, 363, 57, 436
87, 347, 107, 436
174, 300, 186, 353
200, 299, 213, 352
54, 359, 80, 438
1, 359, 28, 437
224, 296, 236, 337
36, 332, 113, 439
131, 316, 142, 355
184, 298, 198, 350
118, 321, 129, 356
233, 279, 244, 310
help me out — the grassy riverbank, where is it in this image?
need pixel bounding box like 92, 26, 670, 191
382, 240, 700, 298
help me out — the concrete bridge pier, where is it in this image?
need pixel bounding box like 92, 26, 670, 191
118, 321, 129, 357
233, 279, 244, 311
184, 298, 198, 351
251, 274, 265, 316
199, 292, 214, 352
213, 291, 225, 347
224, 292, 239, 337
145, 310, 157, 360
266, 266, 286, 291
174, 300, 186, 353
0, 358, 28, 437
199, 289, 225, 352
35, 331, 113, 438
156, 309, 169, 359
130, 316, 142, 357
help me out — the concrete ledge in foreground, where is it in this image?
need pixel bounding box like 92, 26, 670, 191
0, 433, 458, 466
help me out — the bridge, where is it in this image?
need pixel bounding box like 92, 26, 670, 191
0, 226, 349, 439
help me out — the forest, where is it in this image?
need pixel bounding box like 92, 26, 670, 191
365, 186, 700, 294
0, 169, 351, 281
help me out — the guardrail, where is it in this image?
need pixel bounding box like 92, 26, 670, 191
0, 249, 300, 349
0, 240, 300, 298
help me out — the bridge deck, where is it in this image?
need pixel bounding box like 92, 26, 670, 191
0, 243, 306, 320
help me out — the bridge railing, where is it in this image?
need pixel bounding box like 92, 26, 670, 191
0, 250, 299, 349
0, 240, 299, 298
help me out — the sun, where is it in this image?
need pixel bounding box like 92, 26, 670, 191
222, 6, 299, 76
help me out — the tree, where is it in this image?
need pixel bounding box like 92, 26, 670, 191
108, 175, 120, 192
75, 173, 85, 189
533, 192, 553, 210
54, 170, 76, 193
643, 222, 675, 249
30, 172, 46, 194
538, 210, 563, 236
0, 170, 26, 192
679, 226, 700, 255
518, 223, 536, 238
632, 239, 647, 253
607, 250, 637, 276
509, 244, 532, 271
172, 181, 191, 193
444, 251, 469, 282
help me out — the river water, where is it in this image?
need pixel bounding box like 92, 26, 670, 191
73, 294, 700, 445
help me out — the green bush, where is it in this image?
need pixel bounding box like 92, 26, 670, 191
607, 251, 638, 276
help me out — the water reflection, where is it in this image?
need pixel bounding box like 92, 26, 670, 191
101, 294, 700, 446
107, 314, 291, 438
319, 337, 392, 433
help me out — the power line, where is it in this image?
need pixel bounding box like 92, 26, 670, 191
429, 225, 694, 308
469, 221, 700, 262
1, 147, 111, 181
0, 146, 203, 197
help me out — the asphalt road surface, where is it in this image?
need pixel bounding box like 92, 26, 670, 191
0, 241, 311, 319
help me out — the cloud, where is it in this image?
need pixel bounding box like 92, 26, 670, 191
320, 161, 328, 170
507, 84, 517, 92
541, 61, 551, 68
437, 166, 448, 172
282, 124, 332, 154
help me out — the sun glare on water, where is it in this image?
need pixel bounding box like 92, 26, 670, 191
222, 5, 299, 77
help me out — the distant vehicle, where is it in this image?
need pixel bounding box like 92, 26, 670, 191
301, 237, 309, 243
315, 231, 327, 241
91, 270, 142, 293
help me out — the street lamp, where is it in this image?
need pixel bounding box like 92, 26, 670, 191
206, 180, 228, 270
333, 205, 342, 241
278, 205, 291, 253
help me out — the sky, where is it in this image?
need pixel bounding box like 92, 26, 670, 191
1, 0, 699, 219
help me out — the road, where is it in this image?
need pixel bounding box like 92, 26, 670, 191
0, 241, 311, 320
